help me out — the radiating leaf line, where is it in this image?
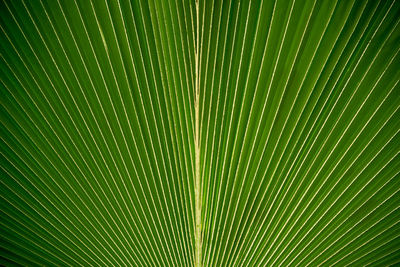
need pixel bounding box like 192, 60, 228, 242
126, 2, 195, 263
223, 1, 300, 264
2, 1, 161, 264
203, 2, 242, 266
0, 132, 122, 265
276, 18, 397, 267
268, 78, 400, 266
0, 218, 68, 265
293, 133, 400, 266
48, 2, 167, 264
343, 230, 400, 266
310, 197, 400, 267
237, 6, 376, 259
234, 2, 396, 266
261, 42, 400, 267
40, 3, 162, 264
219, 0, 322, 264
201, 0, 237, 264
151, 2, 194, 264
147, 2, 194, 266
132, 2, 193, 265
0, 110, 122, 265
330, 216, 400, 266
206, 3, 258, 266
87, 5, 172, 262
94, 0, 185, 264
280, 139, 400, 266
227, 2, 353, 265
152, 1, 194, 264
1, 55, 132, 264
200, 3, 239, 264
22, 1, 148, 262
131, 0, 197, 262
19, 0, 155, 261
0, 177, 102, 266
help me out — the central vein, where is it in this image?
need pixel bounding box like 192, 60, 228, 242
194, 0, 202, 266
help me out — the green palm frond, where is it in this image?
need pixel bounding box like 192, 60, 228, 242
1, 0, 399, 266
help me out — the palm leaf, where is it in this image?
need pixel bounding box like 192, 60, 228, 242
1, 0, 399, 266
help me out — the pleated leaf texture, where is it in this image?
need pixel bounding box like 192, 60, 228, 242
1, 0, 400, 266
